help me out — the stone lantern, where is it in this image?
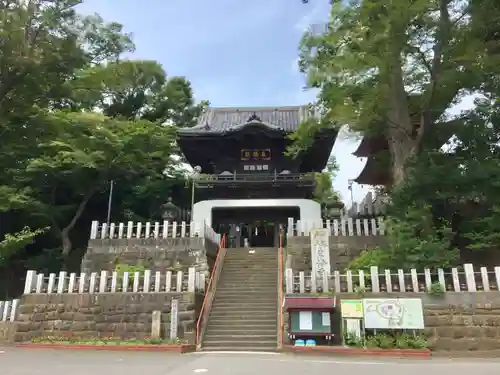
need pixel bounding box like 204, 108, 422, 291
162, 197, 179, 221
323, 200, 344, 219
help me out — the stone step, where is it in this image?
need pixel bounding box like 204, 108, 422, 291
213, 297, 277, 305
219, 273, 277, 278
205, 331, 277, 338
215, 291, 277, 298
220, 275, 276, 280
204, 334, 277, 341
210, 305, 276, 313
217, 279, 278, 290
217, 280, 278, 286
213, 300, 276, 306
216, 285, 278, 300
206, 324, 276, 332
210, 309, 277, 316
223, 265, 277, 268
218, 279, 278, 285
222, 269, 277, 273
224, 252, 279, 260
224, 260, 278, 263
224, 255, 278, 259
211, 301, 278, 308
216, 290, 276, 295
213, 299, 277, 306
219, 272, 278, 277
207, 318, 277, 326
217, 283, 277, 289
209, 317, 277, 323
216, 286, 278, 292
202, 346, 277, 352
215, 290, 277, 296
203, 339, 277, 348
227, 250, 277, 253
219, 274, 277, 279
221, 267, 277, 271
224, 253, 279, 261
223, 264, 277, 267
209, 311, 277, 319
224, 261, 277, 264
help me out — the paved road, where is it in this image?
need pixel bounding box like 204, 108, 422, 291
1, 347, 500, 375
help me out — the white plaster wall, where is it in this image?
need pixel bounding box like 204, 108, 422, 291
192, 199, 321, 227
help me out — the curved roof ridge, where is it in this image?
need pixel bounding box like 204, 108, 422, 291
178, 105, 309, 135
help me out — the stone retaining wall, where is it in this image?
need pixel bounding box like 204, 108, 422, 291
12, 292, 203, 344
81, 237, 218, 274
283, 292, 500, 353
286, 235, 386, 271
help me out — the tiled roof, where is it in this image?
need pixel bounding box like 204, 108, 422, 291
177, 105, 318, 135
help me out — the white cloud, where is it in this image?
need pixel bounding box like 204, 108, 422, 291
293, 0, 331, 33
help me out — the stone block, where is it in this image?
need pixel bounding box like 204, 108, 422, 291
82, 237, 208, 273
13, 292, 199, 343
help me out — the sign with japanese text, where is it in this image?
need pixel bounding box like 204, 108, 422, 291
310, 228, 331, 279
363, 298, 424, 329
240, 148, 271, 161
340, 299, 364, 318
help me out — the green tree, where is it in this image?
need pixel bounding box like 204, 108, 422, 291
349, 96, 500, 270
297, 0, 485, 186
311, 156, 341, 208
0, 0, 135, 265
24, 111, 178, 256
72, 60, 207, 124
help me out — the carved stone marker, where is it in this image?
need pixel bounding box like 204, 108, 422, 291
170, 299, 179, 339
151, 310, 161, 338
310, 228, 331, 280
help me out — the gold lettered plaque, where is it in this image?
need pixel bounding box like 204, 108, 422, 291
240, 149, 271, 161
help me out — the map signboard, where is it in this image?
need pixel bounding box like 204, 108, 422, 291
363, 298, 424, 329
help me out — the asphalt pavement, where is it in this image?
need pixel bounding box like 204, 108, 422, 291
1, 347, 500, 375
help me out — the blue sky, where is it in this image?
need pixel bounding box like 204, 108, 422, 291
78, 0, 368, 203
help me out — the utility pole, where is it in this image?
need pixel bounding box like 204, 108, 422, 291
106, 180, 114, 226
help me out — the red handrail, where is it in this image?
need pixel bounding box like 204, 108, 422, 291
196, 233, 226, 346
278, 233, 284, 348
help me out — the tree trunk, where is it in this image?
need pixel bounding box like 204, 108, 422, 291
61, 228, 72, 256
60, 187, 97, 256
386, 50, 415, 187
388, 136, 415, 186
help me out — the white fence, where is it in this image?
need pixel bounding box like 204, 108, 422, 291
285, 263, 500, 294
287, 217, 385, 236
23, 268, 205, 295
0, 299, 19, 322
90, 220, 221, 244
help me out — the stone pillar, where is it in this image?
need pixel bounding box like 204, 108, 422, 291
310, 228, 331, 278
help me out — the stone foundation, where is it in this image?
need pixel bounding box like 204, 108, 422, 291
286, 235, 386, 271
283, 292, 500, 353
81, 237, 218, 274
12, 292, 203, 344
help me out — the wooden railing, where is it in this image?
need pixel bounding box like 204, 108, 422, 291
277, 233, 284, 349
196, 234, 227, 348
197, 172, 315, 184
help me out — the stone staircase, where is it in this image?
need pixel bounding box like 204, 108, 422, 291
202, 247, 279, 352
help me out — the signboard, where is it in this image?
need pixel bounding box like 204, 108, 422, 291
289, 311, 332, 334
299, 311, 312, 330
340, 299, 364, 318
363, 298, 425, 329
240, 149, 271, 161
310, 228, 331, 279
170, 299, 179, 339
345, 318, 362, 339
